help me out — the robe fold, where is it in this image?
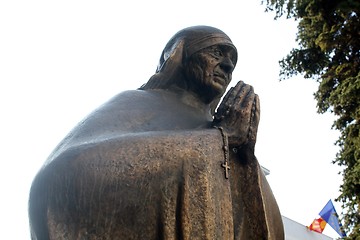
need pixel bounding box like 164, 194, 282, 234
29, 90, 284, 239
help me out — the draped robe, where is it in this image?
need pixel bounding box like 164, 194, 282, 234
29, 89, 284, 239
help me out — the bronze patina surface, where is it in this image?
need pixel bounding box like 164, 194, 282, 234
29, 26, 284, 239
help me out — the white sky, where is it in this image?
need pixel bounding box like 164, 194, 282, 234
1, 0, 344, 239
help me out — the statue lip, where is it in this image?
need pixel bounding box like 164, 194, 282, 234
213, 72, 227, 85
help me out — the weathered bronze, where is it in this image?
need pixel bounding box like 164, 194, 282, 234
29, 26, 284, 239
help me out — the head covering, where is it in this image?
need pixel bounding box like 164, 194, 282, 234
140, 25, 237, 90
158, 26, 237, 72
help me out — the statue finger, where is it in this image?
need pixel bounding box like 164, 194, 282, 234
216, 81, 244, 118
235, 84, 254, 106
231, 84, 255, 115
216, 87, 234, 118
223, 81, 245, 106
221, 86, 234, 107
248, 95, 260, 144
231, 80, 245, 94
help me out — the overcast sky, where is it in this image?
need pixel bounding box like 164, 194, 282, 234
1, 0, 344, 238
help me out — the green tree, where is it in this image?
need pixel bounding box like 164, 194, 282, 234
263, 0, 360, 238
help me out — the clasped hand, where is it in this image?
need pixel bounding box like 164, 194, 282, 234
213, 81, 260, 150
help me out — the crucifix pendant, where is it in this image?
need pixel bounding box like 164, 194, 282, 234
215, 126, 230, 180
221, 161, 230, 179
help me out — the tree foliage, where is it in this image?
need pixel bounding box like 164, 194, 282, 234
263, 0, 360, 238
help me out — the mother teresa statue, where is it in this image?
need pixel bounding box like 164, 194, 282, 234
29, 26, 284, 239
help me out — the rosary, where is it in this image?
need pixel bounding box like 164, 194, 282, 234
215, 126, 230, 179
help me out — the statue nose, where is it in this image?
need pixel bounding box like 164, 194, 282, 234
220, 57, 234, 74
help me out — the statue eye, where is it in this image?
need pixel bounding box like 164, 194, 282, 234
213, 48, 223, 57
201, 46, 223, 59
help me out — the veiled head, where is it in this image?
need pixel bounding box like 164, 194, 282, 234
158, 26, 237, 71
140, 26, 238, 110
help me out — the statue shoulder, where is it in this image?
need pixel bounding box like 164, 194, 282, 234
105, 89, 165, 106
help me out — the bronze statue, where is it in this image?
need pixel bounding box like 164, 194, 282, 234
29, 26, 284, 239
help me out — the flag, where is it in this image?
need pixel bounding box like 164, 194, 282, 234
308, 217, 326, 233
319, 200, 347, 237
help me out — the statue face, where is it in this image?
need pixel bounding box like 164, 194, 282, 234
185, 44, 236, 103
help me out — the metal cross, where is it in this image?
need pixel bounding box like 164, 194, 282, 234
221, 161, 230, 179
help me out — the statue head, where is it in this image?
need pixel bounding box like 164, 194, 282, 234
183, 41, 236, 104
140, 26, 238, 113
